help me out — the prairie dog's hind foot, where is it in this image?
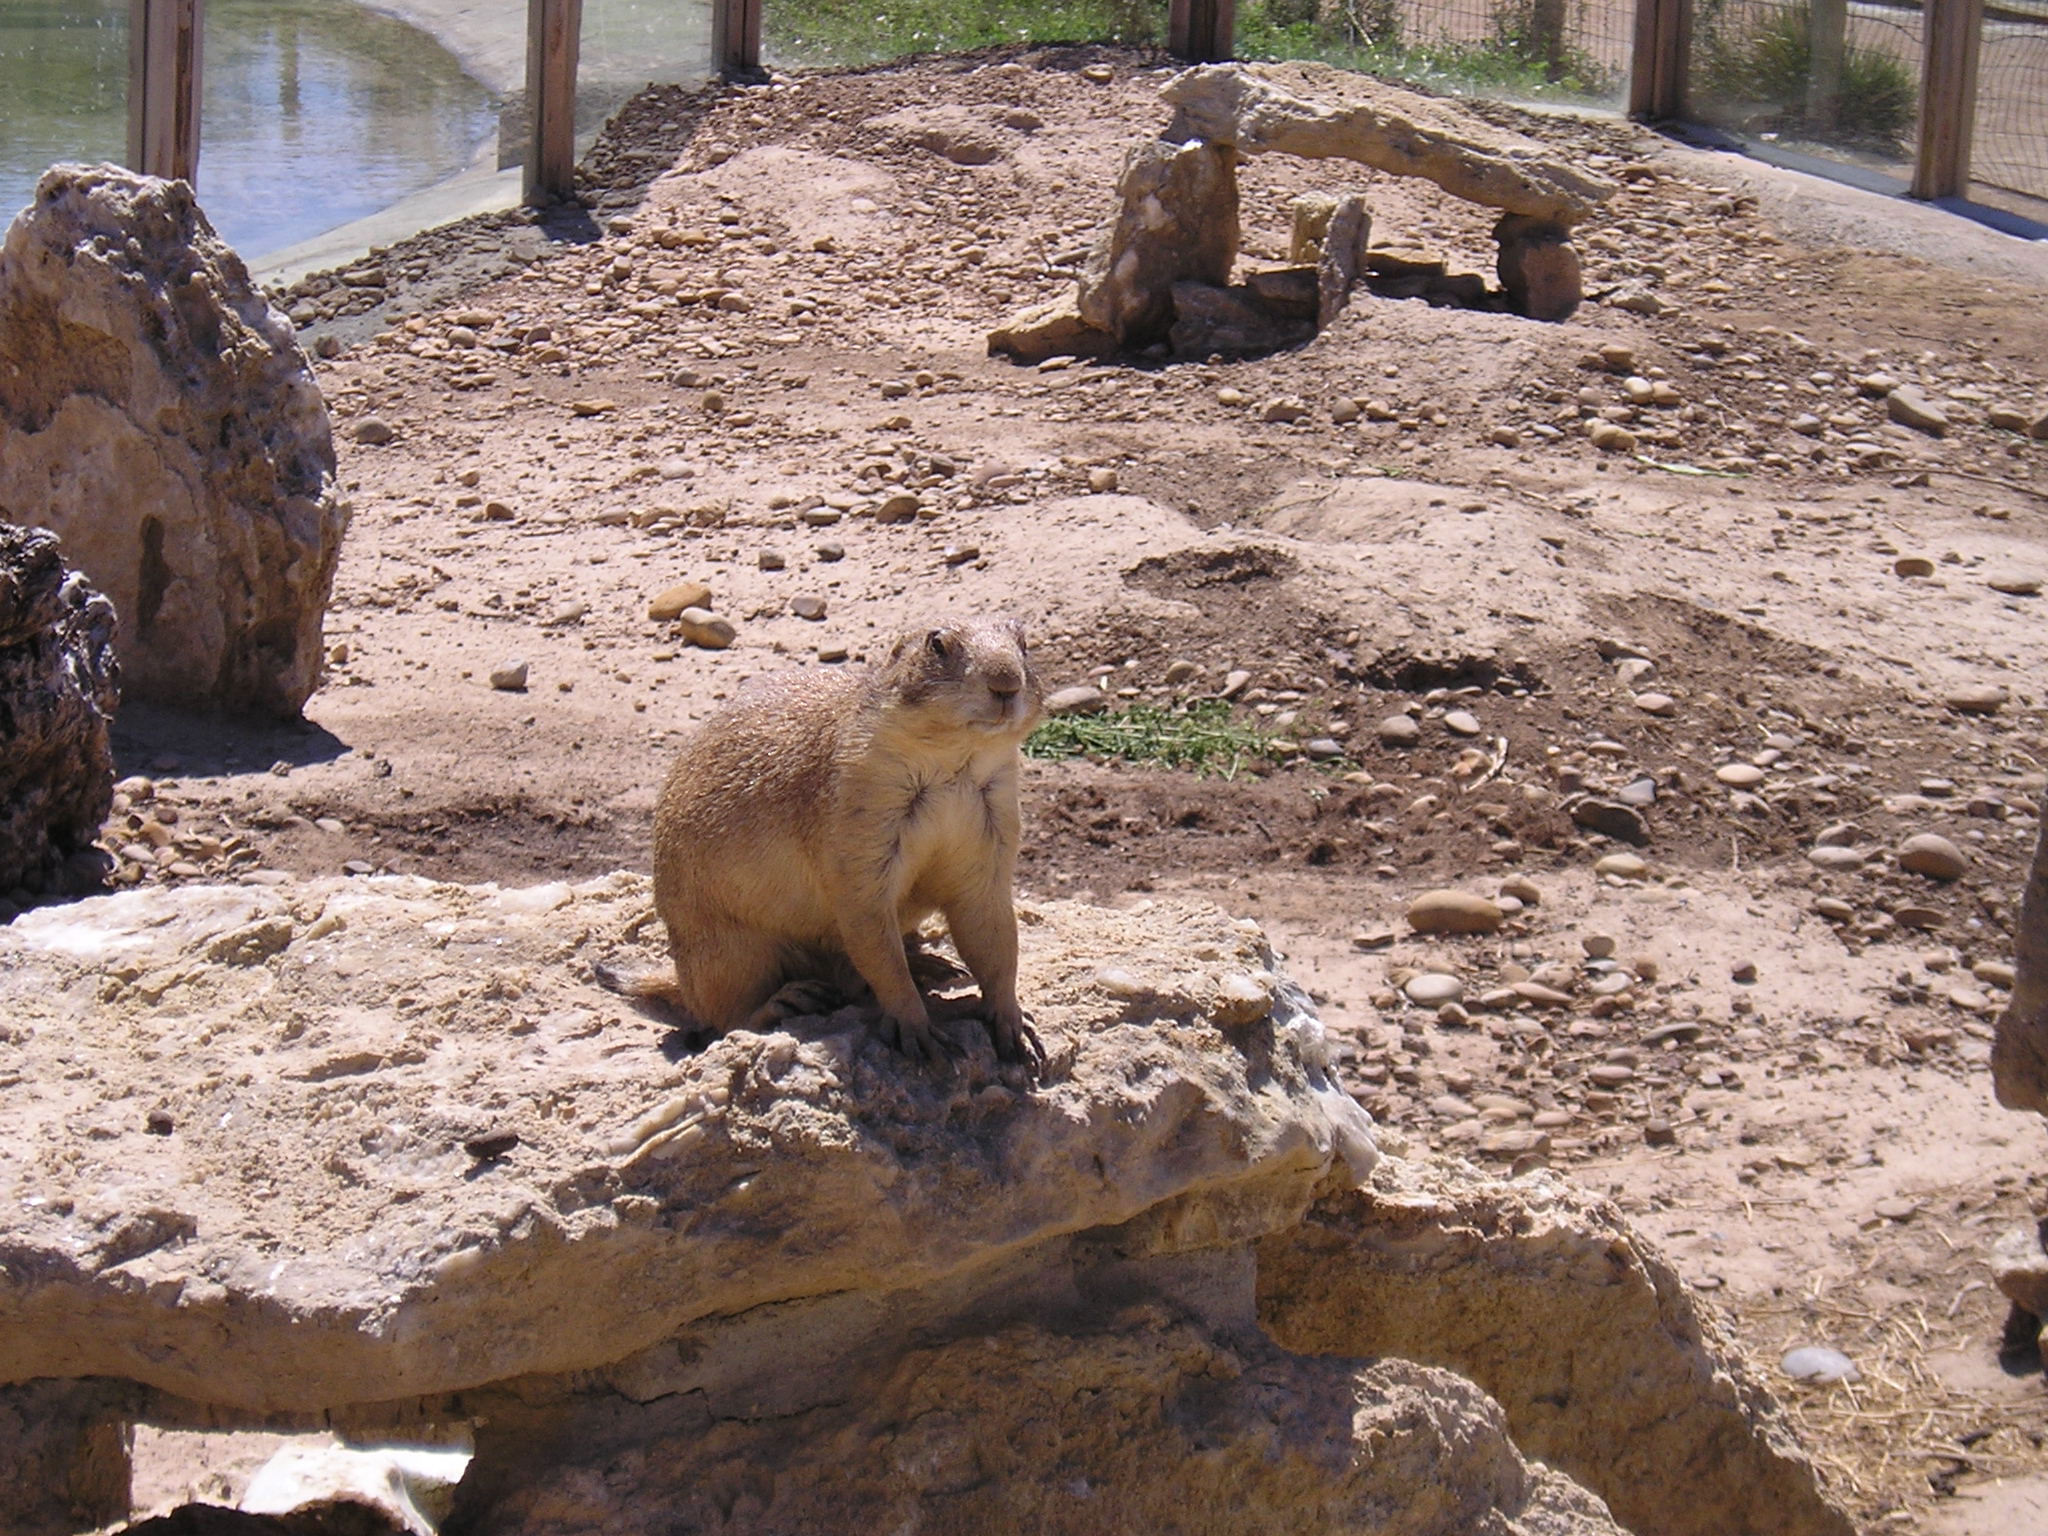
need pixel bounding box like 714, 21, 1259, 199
904, 937, 970, 990
926, 995, 1045, 1073
742, 977, 847, 1032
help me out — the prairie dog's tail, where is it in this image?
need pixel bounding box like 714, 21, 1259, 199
592, 957, 687, 1010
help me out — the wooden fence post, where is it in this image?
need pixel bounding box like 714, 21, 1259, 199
1627, 0, 1690, 120
711, 0, 763, 74
127, 0, 204, 184
525, 0, 583, 206
1911, 0, 1984, 199
1807, 0, 1847, 130
1169, 0, 1236, 62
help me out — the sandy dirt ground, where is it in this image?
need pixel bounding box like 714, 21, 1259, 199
73, 44, 2048, 1533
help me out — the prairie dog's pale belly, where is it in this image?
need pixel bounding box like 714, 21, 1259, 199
897, 770, 1001, 911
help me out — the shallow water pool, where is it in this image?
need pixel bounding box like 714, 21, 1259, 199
0, 0, 496, 261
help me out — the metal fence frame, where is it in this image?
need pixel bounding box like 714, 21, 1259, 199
115, 0, 2034, 214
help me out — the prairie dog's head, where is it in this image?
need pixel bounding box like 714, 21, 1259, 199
879, 616, 1043, 741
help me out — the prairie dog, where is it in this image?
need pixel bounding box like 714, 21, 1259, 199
637, 616, 1044, 1064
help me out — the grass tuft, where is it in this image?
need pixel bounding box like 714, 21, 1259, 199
1025, 699, 1283, 776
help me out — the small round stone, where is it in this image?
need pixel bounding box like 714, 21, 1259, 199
1044, 685, 1108, 716
1404, 972, 1465, 1006
1378, 714, 1421, 747
1781, 1346, 1859, 1385
1593, 852, 1648, 879
1945, 683, 2009, 714
1406, 889, 1505, 935
1715, 762, 1766, 787
1898, 833, 1967, 881
1442, 709, 1482, 737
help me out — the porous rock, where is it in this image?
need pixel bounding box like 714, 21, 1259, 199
1160, 62, 1615, 224
0, 879, 1372, 1413
1994, 785, 2048, 1115
1075, 137, 1240, 346
1989, 1221, 2048, 1317
0, 522, 119, 895
1258, 1166, 1856, 1536
0, 165, 347, 717
0, 874, 1849, 1534
456, 1326, 1626, 1536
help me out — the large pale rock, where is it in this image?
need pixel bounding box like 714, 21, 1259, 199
0, 877, 1373, 1413
0, 522, 118, 897
1994, 786, 2048, 1114
1161, 62, 1616, 224
453, 1321, 1627, 1535
1075, 137, 1239, 346
1259, 1166, 1857, 1536
0, 165, 348, 717
0, 873, 1851, 1533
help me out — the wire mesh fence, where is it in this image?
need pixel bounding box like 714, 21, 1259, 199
577, 0, 715, 144
1233, 0, 1633, 107
763, 0, 1167, 69
1688, 0, 1924, 181
1972, 1, 2048, 214
4, 1, 2045, 269
0, 2, 129, 227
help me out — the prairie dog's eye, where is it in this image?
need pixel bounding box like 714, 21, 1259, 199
927, 629, 949, 659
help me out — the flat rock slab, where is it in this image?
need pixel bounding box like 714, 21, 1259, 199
0, 876, 1371, 1414
1161, 62, 1616, 224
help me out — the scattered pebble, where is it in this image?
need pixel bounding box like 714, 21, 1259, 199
489, 661, 529, 692
1378, 714, 1420, 747
1572, 799, 1648, 843
1780, 1346, 1859, 1385
1885, 387, 1947, 435
1406, 889, 1505, 935
1045, 684, 1108, 716
875, 492, 922, 524
1442, 709, 1481, 737
1404, 972, 1465, 1006
1593, 852, 1648, 879
1897, 832, 1967, 881
1944, 683, 2008, 715
790, 596, 827, 621
649, 581, 713, 622
677, 607, 736, 650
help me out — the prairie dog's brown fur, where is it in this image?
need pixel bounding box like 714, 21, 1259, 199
636, 616, 1043, 1063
